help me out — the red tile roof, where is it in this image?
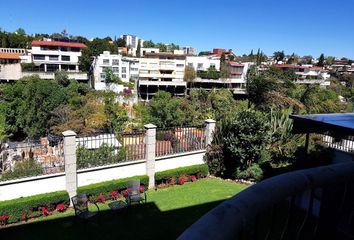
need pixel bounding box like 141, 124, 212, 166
32, 40, 87, 48
228, 61, 244, 67
273, 64, 305, 69
0, 53, 21, 60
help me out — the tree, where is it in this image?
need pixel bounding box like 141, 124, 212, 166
183, 65, 196, 82
148, 91, 186, 128
222, 109, 271, 179
143, 40, 155, 48
104, 68, 121, 84
317, 53, 325, 67
273, 51, 285, 62
55, 70, 70, 87
15, 28, 26, 35
136, 39, 141, 57
2, 76, 67, 138
116, 38, 126, 47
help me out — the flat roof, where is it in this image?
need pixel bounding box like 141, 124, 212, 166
290, 113, 354, 135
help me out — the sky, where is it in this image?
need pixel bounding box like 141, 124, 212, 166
1, 0, 354, 58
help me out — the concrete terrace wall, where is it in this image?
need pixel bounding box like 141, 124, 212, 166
0, 151, 205, 201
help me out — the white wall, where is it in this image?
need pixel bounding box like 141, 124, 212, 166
0, 173, 65, 201
186, 56, 220, 71
0, 151, 205, 201
0, 63, 22, 81
155, 150, 205, 172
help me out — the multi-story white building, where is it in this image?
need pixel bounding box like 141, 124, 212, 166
186, 56, 220, 71
120, 34, 144, 57
21, 39, 88, 81
92, 51, 139, 92
182, 46, 196, 55
138, 52, 187, 100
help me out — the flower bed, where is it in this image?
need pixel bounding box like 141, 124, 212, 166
155, 164, 209, 187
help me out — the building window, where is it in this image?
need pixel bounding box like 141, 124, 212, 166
131, 68, 138, 71
61, 47, 68, 52
62, 56, 70, 61
122, 67, 126, 73
103, 59, 109, 65
112, 59, 119, 65
33, 55, 45, 60
176, 64, 184, 67
100, 73, 105, 82
122, 74, 126, 79
112, 67, 119, 73
49, 55, 59, 61
210, 63, 216, 68
197, 63, 203, 69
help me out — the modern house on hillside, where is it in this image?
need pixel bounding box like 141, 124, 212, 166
22, 39, 88, 82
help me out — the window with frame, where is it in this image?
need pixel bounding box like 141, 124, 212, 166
112, 67, 119, 73
103, 59, 110, 65
122, 74, 127, 79
49, 55, 59, 61
62, 56, 70, 61
122, 67, 126, 73
33, 55, 45, 60
100, 73, 105, 81
112, 59, 119, 65
176, 64, 184, 67
197, 63, 203, 69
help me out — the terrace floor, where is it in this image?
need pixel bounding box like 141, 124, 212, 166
0, 178, 247, 240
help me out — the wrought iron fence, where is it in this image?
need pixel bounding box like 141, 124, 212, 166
76, 131, 145, 170
316, 133, 354, 153
156, 126, 206, 157
0, 137, 64, 182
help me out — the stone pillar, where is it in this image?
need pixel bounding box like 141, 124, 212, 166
205, 119, 216, 146
62, 130, 77, 206
144, 124, 156, 189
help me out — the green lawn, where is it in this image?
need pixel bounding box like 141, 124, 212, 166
0, 178, 247, 240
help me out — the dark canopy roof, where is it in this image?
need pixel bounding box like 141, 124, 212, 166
290, 113, 354, 135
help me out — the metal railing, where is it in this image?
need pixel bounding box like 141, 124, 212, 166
0, 137, 64, 181
156, 126, 206, 157
316, 133, 354, 153
76, 131, 145, 170
179, 162, 354, 240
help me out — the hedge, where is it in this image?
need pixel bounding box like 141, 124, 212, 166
0, 191, 69, 224
155, 164, 209, 182
77, 175, 149, 196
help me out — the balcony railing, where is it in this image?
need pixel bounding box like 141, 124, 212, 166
179, 162, 354, 240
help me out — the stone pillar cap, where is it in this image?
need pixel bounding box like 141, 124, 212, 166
205, 119, 216, 123
144, 124, 157, 129
62, 130, 77, 137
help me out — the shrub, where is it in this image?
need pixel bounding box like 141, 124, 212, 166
155, 164, 208, 184
97, 194, 106, 203
110, 191, 119, 200
178, 175, 188, 185
139, 185, 145, 193
55, 203, 66, 212
203, 144, 225, 177
41, 207, 48, 216
122, 190, 128, 198
0, 191, 69, 224
234, 163, 263, 181
1, 159, 43, 181
0, 214, 9, 225
190, 175, 197, 182
77, 175, 148, 196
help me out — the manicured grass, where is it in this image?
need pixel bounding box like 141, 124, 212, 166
0, 178, 247, 240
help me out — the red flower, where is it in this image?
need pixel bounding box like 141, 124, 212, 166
41, 207, 48, 216
56, 203, 66, 212
97, 194, 106, 203
178, 176, 187, 185
0, 214, 9, 224
139, 185, 145, 193
190, 175, 197, 182
122, 190, 129, 197
110, 191, 119, 200
21, 213, 27, 221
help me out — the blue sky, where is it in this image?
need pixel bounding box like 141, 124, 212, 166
1, 0, 354, 58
